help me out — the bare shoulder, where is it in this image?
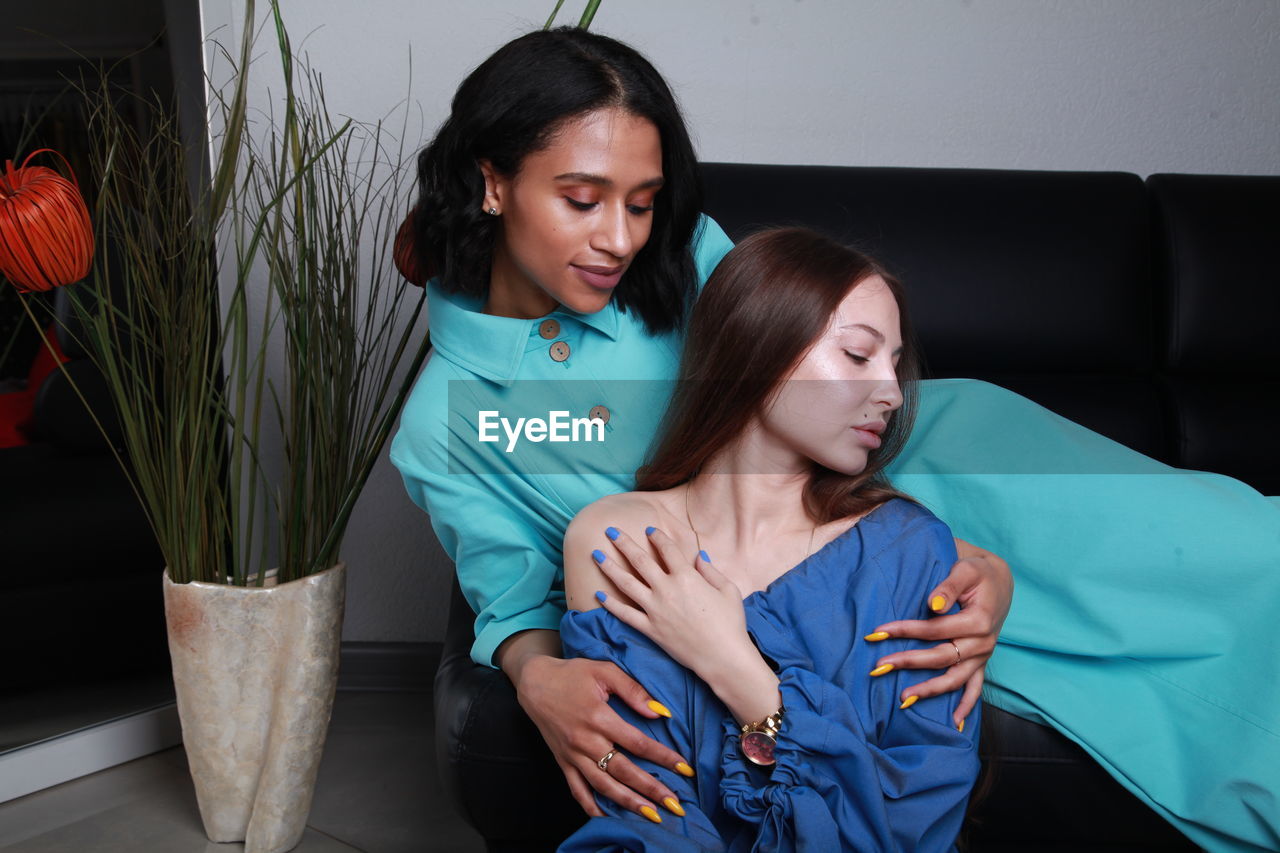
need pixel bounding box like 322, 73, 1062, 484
565, 491, 675, 548
562, 491, 678, 613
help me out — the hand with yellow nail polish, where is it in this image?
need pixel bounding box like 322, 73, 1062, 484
860, 536, 1013, 731
496, 632, 694, 823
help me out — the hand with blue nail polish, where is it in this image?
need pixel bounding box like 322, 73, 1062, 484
576, 519, 752, 691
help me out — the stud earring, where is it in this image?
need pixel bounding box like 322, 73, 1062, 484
487, 207, 499, 216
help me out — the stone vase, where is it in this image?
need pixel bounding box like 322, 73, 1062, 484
161, 562, 347, 853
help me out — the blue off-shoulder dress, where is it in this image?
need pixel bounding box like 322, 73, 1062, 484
557, 498, 982, 852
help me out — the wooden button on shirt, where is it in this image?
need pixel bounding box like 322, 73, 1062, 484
539, 318, 560, 339
549, 340, 570, 362
589, 405, 610, 425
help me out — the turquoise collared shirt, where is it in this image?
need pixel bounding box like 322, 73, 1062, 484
389, 214, 734, 667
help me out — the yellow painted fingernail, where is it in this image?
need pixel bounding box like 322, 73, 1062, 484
675, 761, 695, 777
647, 699, 672, 718
899, 695, 919, 710
870, 663, 895, 677
864, 631, 890, 641
958, 718, 966, 733
640, 805, 662, 823
930, 595, 947, 612
663, 797, 686, 817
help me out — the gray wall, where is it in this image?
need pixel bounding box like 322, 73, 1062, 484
198, 0, 1280, 643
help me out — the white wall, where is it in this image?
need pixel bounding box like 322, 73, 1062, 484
199, 0, 1280, 643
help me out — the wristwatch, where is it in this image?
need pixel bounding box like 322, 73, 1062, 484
739, 707, 785, 767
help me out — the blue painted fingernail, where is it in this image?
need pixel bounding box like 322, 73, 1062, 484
645, 526, 657, 536
699, 550, 711, 562
606, 526, 620, 540
595, 590, 607, 603
592, 549, 606, 563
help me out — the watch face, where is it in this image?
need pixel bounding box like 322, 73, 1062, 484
741, 731, 777, 766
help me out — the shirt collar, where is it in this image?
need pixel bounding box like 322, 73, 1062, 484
427, 279, 620, 387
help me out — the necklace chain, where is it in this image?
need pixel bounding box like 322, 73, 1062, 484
683, 481, 817, 570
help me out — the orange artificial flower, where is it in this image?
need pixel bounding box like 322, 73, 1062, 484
0, 149, 94, 293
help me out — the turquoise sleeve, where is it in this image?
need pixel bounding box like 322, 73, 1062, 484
389, 362, 567, 668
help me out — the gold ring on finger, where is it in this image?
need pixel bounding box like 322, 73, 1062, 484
949, 639, 961, 666
597, 747, 618, 772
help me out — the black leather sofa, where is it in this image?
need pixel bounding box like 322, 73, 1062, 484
433, 163, 1279, 852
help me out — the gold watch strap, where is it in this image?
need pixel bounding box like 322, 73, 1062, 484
741, 707, 784, 737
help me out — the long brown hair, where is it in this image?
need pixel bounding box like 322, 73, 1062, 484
635, 226, 921, 523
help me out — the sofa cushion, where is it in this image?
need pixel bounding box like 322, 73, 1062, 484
1148, 173, 1280, 494
700, 163, 1161, 461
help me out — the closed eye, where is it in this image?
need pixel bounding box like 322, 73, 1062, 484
845, 352, 868, 364
565, 198, 653, 215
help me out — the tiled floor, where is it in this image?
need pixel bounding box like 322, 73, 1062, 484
0, 691, 486, 852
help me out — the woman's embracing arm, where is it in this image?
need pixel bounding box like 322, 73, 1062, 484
390, 398, 568, 668
391, 404, 691, 820
555, 502, 700, 822
867, 535, 1012, 728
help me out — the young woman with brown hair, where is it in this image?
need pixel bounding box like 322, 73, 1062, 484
558, 227, 980, 849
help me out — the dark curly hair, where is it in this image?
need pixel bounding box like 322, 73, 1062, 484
412, 27, 703, 335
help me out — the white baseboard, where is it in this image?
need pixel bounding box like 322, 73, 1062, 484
0, 702, 182, 804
